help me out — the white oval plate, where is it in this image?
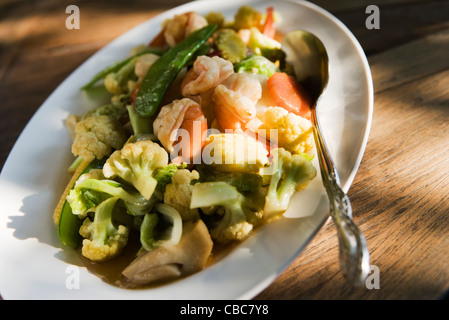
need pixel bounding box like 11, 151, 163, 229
0, 0, 373, 300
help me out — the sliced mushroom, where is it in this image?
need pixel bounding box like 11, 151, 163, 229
121, 219, 213, 286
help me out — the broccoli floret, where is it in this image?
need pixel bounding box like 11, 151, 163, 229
204, 11, 226, 29
234, 54, 279, 77
262, 148, 317, 219
163, 169, 200, 221
79, 196, 129, 262
103, 139, 169, 200
71, 115, 127, 162
153, 163, 188, 194
190, 181, 264, 244
214, 28, 248, 64
82, 94, 130, 122
232, 5, 263, 30
140, 203, 183, 251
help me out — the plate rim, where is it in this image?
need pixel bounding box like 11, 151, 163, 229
0, 0, 373, 300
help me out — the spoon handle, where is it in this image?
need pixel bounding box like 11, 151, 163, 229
311, 109, 370, 287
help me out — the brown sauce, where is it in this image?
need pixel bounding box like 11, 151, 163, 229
79, 232, 239, 290
79, 233, 142, 286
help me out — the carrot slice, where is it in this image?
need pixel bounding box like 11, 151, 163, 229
267, 72, 312, 119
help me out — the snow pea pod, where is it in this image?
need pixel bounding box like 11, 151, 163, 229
58, 157, 107, 248
135, 24, 217, 117
81, 47, 166, 90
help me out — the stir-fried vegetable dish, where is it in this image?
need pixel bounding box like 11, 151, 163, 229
54, 5, 317, 288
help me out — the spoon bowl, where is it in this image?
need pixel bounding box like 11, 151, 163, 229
282, 30, 370, 287
282, 30, 329, 104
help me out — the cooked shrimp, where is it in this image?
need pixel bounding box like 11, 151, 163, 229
163, 12, 208, 47
181, 56, 234, 96
212, 73, 262, 131
153, 98, 207, 163
180, 56, 234, 124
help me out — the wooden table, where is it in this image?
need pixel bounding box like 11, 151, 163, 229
1, 0, 449, 300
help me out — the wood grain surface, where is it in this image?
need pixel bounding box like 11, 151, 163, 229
1, 0, 448, 300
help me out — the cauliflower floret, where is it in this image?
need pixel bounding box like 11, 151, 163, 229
66, 168, 106, 218
203, 133, 269, 173
104, 58, 137, 95
103, 139, 169, 200
79, 196, 129, 262
163, 169, 200, 221
190, 181, 264, 244
71, 115, 127, 162
68, 172, 156, 219
262, 148, 317, 219
257, 106, 314, 155
214, 208, 253, 243
77, 168, 105, 181
80, 224, 129, 262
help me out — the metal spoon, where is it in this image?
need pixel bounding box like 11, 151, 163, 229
282, 30, 370, 287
